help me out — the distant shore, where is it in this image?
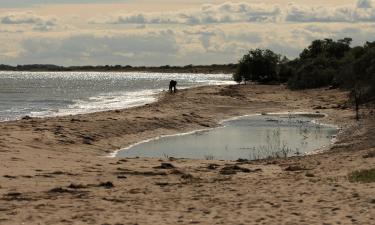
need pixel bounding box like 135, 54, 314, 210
0, 84, 374, 224
0, 64, 237, 74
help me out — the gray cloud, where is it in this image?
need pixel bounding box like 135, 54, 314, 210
0, 0, 128, 8
357, 0, 373, 8
1, 13, 40, 24
13, 31, 179, 65
103, 2, 281, 25
0, 12, 57, 31
286, 1, 375, 23
2, 1, 375, 66
92, 1, 375, 25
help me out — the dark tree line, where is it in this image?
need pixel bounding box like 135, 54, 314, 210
234, 38, 375, 120
0, 63, 237, 74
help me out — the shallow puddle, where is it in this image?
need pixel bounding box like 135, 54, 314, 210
117, 114, 338, 160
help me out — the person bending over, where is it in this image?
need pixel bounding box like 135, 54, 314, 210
169, 80, 177, 93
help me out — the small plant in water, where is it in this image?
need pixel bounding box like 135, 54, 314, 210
248, 128, 295, 160
295, 148, 301, 156
162, 153, 170, 160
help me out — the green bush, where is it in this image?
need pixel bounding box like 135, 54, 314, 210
348, 168, 375, 183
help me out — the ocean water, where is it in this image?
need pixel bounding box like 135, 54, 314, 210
0, 71, 234, 121
117, 114, 338, 160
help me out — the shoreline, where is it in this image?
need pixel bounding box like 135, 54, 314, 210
1, 84, 374, 224
0, 72, 235, 122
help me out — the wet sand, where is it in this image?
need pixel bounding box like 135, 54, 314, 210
0, 84, 374, 225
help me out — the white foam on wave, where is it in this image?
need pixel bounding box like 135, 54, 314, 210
54, 89, 160, 117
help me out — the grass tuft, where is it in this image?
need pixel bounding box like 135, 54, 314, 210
348, 168, 375, 183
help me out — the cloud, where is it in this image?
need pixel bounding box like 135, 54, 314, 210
91, 1, 375, 25
11, 31, 179, 65
286, 0, 375, 23
357, 0, 373, 8
2, 0, 375, 66
0, 12, 57, 31
0, 12, 41, 24
97, 2, 281, 25
0, 0, 129, 8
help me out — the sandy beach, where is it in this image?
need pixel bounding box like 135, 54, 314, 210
0, 84, 374, 225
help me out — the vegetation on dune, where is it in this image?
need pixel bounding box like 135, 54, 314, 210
233, 49, 281, 84
348, 168, 375, 183
234, 38, 375, 119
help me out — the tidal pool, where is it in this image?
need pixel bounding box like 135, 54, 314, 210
117, 114, 338, 160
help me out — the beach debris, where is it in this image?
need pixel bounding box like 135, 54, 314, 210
21, 116, 32, 120
47, 187, 89, 198
236, 158, 251, 163
155, 182, 179, 186
2, 192, 32, 201
48, 187, 76, 194
154, 162, 175, 169
199, 123, 211, 127
54, 125, 64, 135
180, 173, 202, 184
102, 197, 127, 203
170, 169, 184, 175
116, 168, 167, 176
98, 181, 114, 189
207, 164, 220, 170
305, 172, 315, 177
181, 173, 194, 180
313, 106, 327, 110
219, 165, 254, 175
363, 151, 375, 158
284, 165, 310, 171
81, 135, 95, 145
68, 183, 88, 189
117, 159, 128, 163
128, 188, 142, 194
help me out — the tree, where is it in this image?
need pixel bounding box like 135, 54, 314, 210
278, 57, 294, 83
338, 41, 375, 120
300, 38, 352, 60
288, 38, 352, 89
233, 49, 281, 84
288, 56, 337, 89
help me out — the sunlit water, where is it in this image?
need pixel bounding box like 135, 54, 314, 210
0, 71, 234, 121
117, 114, 338, 160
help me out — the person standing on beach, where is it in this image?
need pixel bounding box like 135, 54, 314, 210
169, 80, 177, 93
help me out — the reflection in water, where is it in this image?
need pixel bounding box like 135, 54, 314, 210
117, 114, 338, 160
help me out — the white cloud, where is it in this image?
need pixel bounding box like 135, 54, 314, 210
98, 2, 281, 25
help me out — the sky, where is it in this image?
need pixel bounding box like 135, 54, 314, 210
0, 0, 374, 66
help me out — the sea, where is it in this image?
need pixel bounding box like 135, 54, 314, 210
0, 71, 234, 122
